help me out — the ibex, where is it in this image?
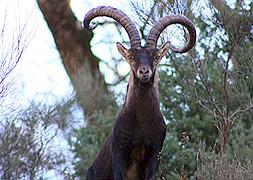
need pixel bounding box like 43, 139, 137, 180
83, 6, 196, 180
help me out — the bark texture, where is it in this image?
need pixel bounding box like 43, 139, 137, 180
37, 0, 111, 121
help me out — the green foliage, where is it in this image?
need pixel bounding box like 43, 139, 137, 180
155, 1, 253, 178
69, 105, 116, 177
157, 66, 217, 179
227, 119, 253, 161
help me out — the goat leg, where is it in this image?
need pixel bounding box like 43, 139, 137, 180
146, 137, 165, 179
112, 152, 127, 180
146, 153, 159, 180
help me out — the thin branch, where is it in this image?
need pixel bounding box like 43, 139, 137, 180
223, 45, 235, 119
107, 72, 129, 86
230, 104, 253, 120
192, 57, 224, 118
132, 0, 157, 40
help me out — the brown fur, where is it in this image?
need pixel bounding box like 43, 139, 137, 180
86, 46, 168, 180
83, 6, 196, 180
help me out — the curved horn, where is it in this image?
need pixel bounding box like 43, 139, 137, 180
147, 14, 196, 53
83, 6, 141, 49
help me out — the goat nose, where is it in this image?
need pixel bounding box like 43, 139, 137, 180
139, 69, 150, 75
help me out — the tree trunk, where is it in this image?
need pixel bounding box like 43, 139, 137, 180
37, 0, 112, 122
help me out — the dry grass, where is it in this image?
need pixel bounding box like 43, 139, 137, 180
195, 152, 253, 180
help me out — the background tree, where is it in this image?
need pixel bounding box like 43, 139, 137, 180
0, 98, 79, 179
37, 0, 115, 122
0, 2, 34, 115
0, 1, 82, 178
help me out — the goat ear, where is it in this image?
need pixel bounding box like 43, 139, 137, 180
116, 42, 133, 63
154, 42, 171, 65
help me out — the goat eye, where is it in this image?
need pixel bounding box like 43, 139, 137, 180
127, 55, 134, 63
127, 55, 133, 60
155, 55, 160, 61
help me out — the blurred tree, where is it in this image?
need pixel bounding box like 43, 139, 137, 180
0, 99, 75, 179
0, 3, 66, 178
0, 3, 34, 115
37, 0, 114, 122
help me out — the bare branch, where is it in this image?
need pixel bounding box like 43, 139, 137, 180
230, 104, 253, 120
0, 1, 36, 113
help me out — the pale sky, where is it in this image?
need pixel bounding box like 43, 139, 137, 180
1, 0, 132, 113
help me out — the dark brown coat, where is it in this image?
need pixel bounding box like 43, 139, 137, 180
83, 6, 196, 180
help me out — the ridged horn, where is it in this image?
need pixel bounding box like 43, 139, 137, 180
83, 6, 141, 49
147, 14, 196, 53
